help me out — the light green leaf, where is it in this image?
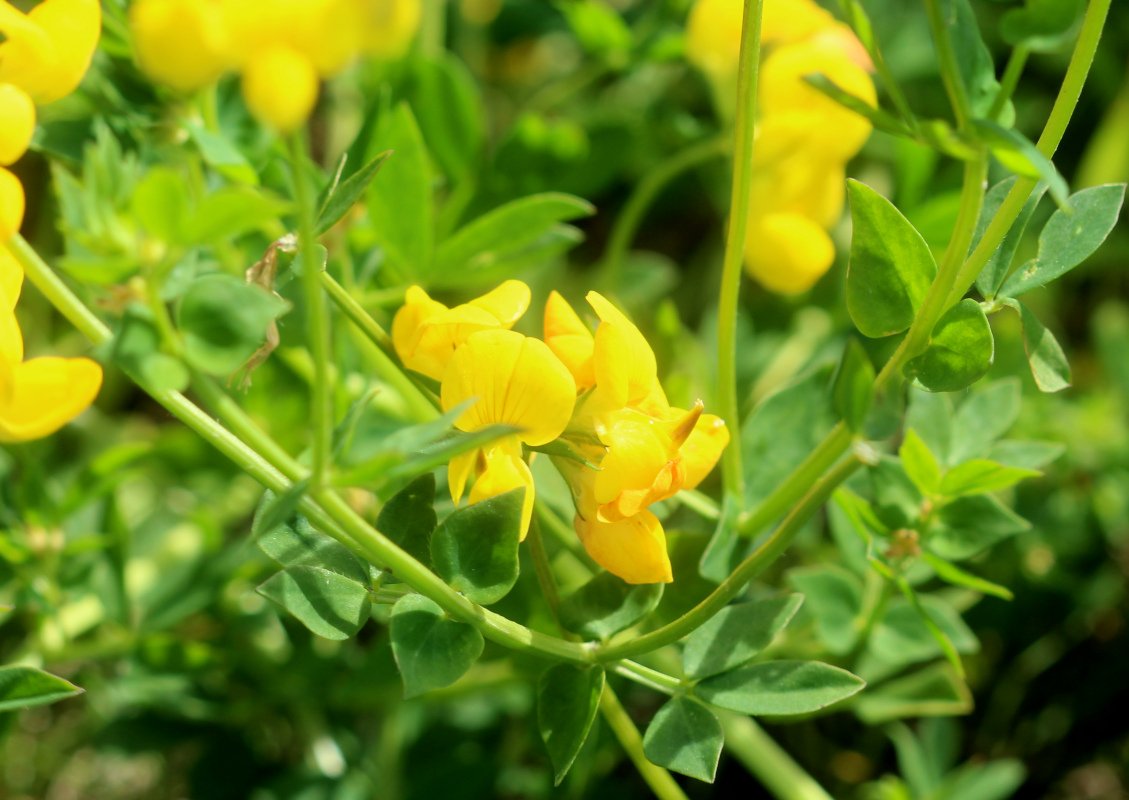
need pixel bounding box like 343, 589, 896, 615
900, 430, 943, 496
832, 338, 876, 432
939, 460, 1039, 497
1001, 0, 1084, 52
257, 566, 371, 641
929, 494, 1030, 561
905, 299, 994, 392
132, 167, 190, 245
255, 500, 369, 584
846, 180, 937, 338
316, 150, 392, 235
177, 274, 289, 376
367, 103, 434, 277
788, 566, 865, 655
854, 663, 972, 723
389, 594, 484, 698
682, 595, 804, 679
920, 552, 1013, 600
0, 666, 83, 712
949, 379, 1021, 463
1012, 300, 1072, 392
406, 54, 484, 182
559, 0, 633, 60
537, 664, 605, 785
971, 120, 1068, 206
185, 122, 257, 185
942, 0, 1003, 118
988, 440, 1064, 470
696, 661, 865, 716
1001, 184, 1125, 296
869, 596, 978, 669
906, 388, 954, 465
934, 759, 1026, 800
642, 696, 723, 783
431, 490, 523, 605
186, 187, 290, 243
557, 573, 663, 641
974, 178, 1047, 299
377, 474, 437, 567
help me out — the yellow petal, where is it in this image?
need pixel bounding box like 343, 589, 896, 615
679, 413, 730, 490
544, 290, 595, 390
594, 410, 684, 521
0, 244, 21, 310
0, 0, 102, 104
467, 279, 531, 328
130, 0, 232, 93
0, 305, 22, 368
0, 84, 35, 166
0, 167, 25, 240
441, 329, 576, 446
362, 0, 423, 60
241, 45, 319, 133
0, 356, 101, 442
411, 304, 503, 381
745, 213, 835, 295
392, 285, 448, 369
587, 291, 658, 409
447, 447, 477, 507
575, 508, 673, 585
468, 442, 535, 541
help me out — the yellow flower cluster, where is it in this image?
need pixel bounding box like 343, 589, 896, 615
129, 0, 422, 132
393, 282, 729, 585
686, 0, 876, 294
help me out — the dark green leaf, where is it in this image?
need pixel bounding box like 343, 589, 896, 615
870, 595, 978, 668
642, 696, 723, 783
696, 661, 865, 716
252, 481, 310, 540
0, 666, 83, 712
854, 663, 972, 723
846, 180, 937, 338
377, 474, 438, 567
431, 490, 523, 605
316, 150, 392, 235
788, 566, 865, 654
177, 274, 289, 376
1000, 0, 1084, 52
869, 455, 923, 530
255, 501, 369, 584
928, 494, 1030, 561
942, 0, 1002, 118
974, 178, 1047, 299
1001, 184, 1125, 297
682, 595, 804, 679
110, 307, 189, 392
832, 338, 876, 432
257, 566, 371, 640
905, 299, 994, 392
537, 664, 605, 785
934, 759, 1026, 800
557, 573, 663, 640
971, 120, 1068, 206
389, 594, 484, 698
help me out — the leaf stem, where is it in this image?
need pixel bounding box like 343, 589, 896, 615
989, 44, 1030, 121
611, 660, 683, 695
721, 714, 834, 800
717, 0, 766, 509
599, 684, 690, 800
924, 0, 971, 127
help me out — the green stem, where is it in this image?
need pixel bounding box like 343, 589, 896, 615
924, 0, 971, 127
602, 134, 729, 286
599, 685, 690, 800
989, 44, 1030, 121
717, 0, 766, 508
528, 517, 563, 627
289, 135, 334, 490
597, 453, 862, 661
837, 0, 916, 126
721, 714, 834, 800
611, 660, 683, 695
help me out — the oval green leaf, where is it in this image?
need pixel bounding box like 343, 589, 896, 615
558, 573, 663, 641
905, 299, 994, 392
389, 594, 484, 698
642, 696, 723, 783
537, 664, 605, 785
0, 666, 83, 713
695, 660, 865, 716
257, 566, 371, 641
431, 489, 523, 605
682, 594, 804, 679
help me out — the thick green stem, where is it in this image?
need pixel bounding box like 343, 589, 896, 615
599, 685, 689, 800
289, 135, 335, 490
721, 715, 834, 800
717, 0, 766, 507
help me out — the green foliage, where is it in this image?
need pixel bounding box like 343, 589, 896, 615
389, 594, 484, 698
0, 666, 83, 712
316, 150, 392, 235
256, 566, 371, 640
536, 664, 605, 784
557, 573, 663, 640
695, 661, 866, 716
642, 696, 724, 783
377, 474, 438, 567
177, 274, 289, 376
832, 338, 876, 432
367, 103, 434, 277
905, 299, 994, 392
681, 595, 804, 679
430, 490, 523, 605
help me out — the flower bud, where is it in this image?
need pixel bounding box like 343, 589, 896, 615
241, 45, 319, 133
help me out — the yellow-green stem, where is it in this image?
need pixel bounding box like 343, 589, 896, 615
599, 685, 689, 800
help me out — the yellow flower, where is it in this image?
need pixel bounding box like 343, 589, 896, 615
0, 84, 35, 166
587, 290, 661, 411
441, 328, 576, 539
241, 45, 320, 133
543, 290, 595, 391
362, 0, 423, 60
0, 0, 102, 105
393, 281, 531, 381
0, 245, 20, 306
0, 167, 24, 241
130, 0, 232, 93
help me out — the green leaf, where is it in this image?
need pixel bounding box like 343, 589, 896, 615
846, 180, 937, 338
132, 166, 190, 245
832, 338, 876, 432
906, 388, 954, 465
389, 594, 484, 698
1009, 300, 1072, 392
186, 187, 290, 243
255, 500, 369, 584
788, 566, 865, 654
558, 0, 633, 61
434, 193, 594, 278
949, 379, 1021, 463
928, 494, 1030, 561
430, 225, 585, 290
1000, 0, 1084, 52
1000, 184, 1126, 297
696, 661, 865, 716
869, 456, 923, 531
377, 474, 437, 568
537, 664, 605, 785
316, 150, 392, 235
257, 566, 371, 640
942, 0, 1003, 119
642, 696, 723, 783
854, 663, 972, 723
406, 54, 484, 182
431, 490, 523, 605
682, 595, 804, 679
177, 274, 289, 376
252, 481, 310, 540
939, 459, 1039, 497
557, 573, 663, 641
972, 121, 1069, 207
988, 439, 1064, 470
367, 103, 434, 277
110, 307, 189, 392
905, 299, 994, 392
900, 430, 943, 496
934, 759, 1026, 800
974, 178, 1047, 299
920, 552, 1013, 600
869, 596, 978, 669
0, 666, 83, 712
185, 121, 257, 185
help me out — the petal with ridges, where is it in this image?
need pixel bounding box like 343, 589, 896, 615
468, 279, 531, 328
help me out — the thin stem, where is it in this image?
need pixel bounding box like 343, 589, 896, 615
837, 0, 916, 126
289, 134, 334, 490
528, 518, 563, 627
599, 685, 690, 800
602, 134, 729, 286
717, 0, 766, 508
611, 660, 683, 695
924, 0, 971, 127
597, 453, 862, 661
989, 44, 1030, 121
721, 714, 834, 800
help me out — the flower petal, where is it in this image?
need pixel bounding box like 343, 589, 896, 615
745, 213, 835, 295
0, 244, 22, 309
0, 84, 35, 167
575, 508, 673, 585
544, 290, 595, 390
468, 442, 535, 541
468, 279, 531, 328
679, 412, 730, 490
0, 356, 101, 442
594, 410, 684, 521
587, 291, 658, 409
0, 167, 25, 240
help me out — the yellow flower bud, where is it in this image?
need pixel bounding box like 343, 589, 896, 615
0, 167, 25, 240
587, 291, 659, 410
0, 84, 35, 166
0, 355, 103, 442
575, 498, 673, 585
130, 0, 232, 93
0, 0, 102, 104
745, 213, 836, 294
241, 45, 319, 133
362, 0, 423, 60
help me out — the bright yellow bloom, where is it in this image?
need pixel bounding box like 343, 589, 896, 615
0, 167, 24, 240
587, 291, 660, 411
393, 281, 531, 381
441, 328, 576, 539
0, 84, 35, 166
0, 246, 20, 307
241, 45, 319, 134
362, 0, 423, 60
130, 0, 232, 93
543, 290, 595, 390
0, 0, 102, 105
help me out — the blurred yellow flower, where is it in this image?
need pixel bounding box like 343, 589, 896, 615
130, 0, 232, 93
0, 168, 24, 241
0, 84, 35, 167
241, 45, 320, 134
0, 0, 102, 104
